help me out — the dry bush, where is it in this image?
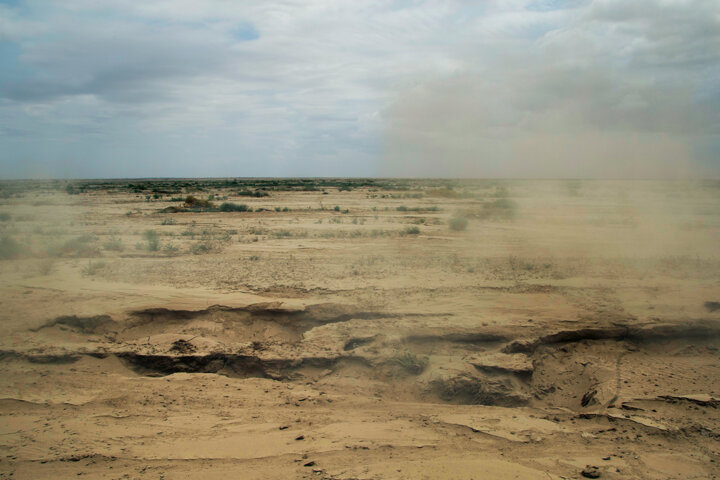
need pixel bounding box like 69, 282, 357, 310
184, 195, 214, 209
219, 202, 250, 212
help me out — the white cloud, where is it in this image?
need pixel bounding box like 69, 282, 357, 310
0, 0, 718, 178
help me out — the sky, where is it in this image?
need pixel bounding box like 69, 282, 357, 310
0, 0, 718, 179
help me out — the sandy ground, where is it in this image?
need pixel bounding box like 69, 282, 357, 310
0, 178, 719, 479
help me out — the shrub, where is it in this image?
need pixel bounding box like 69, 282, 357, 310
38, 258, 55, 275
449, 217, 469, 231
218, 202, 250, 212
481, 198, 517, 220
184, 195, 213, 209
403, 226, 420, 235
460, 198, 518, 221
161, 217, 176, 225
397, 205, 439, 213
237, 190, 269, 197
0, 236, 22, 259
189, 229, 232, 254
103, 236, 124, 251
391, 351, 427, 374
425, 187, 460, 198
82, 260, 107, 276
190, 242, 213, 255
48, 234, 99, 257
143, 230, 159, 251
334, 205, 341, 212
162, 243, 179, 255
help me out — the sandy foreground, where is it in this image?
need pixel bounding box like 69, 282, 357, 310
0, 178, 719, 479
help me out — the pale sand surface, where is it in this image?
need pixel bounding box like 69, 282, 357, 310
0, 179, 719, 479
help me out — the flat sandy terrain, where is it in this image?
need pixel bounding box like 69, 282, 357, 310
1, 178, 719, 479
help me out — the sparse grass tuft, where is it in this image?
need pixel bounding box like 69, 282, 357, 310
162, 242, 180, 255
189, 229, 232, 254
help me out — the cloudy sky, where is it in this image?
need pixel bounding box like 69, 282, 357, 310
0, 0, 718, 179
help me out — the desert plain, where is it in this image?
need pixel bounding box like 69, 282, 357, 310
0, 178, 719, 479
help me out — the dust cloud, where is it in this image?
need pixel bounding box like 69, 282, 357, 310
379, 71, 711, 179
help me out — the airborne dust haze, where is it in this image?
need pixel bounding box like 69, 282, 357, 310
1, 2, 720, 479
